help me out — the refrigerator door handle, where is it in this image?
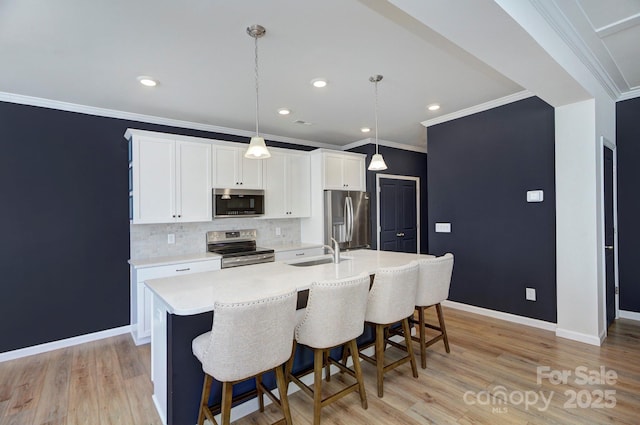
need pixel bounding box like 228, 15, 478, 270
346, 196, 354, 241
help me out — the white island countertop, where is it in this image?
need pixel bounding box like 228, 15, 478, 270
145, 249, 433, 316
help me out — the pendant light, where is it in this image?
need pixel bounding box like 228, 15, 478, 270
368, 74, 387, 171
245, 24, 271, 159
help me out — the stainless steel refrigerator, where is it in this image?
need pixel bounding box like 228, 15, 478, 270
324, 190, 371, 250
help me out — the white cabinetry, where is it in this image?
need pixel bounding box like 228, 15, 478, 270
130, 258, 221, 345
321, 151, 365, 191
264, 150, 311, 218
128, 131, 211, 224
213, 145, 263, 189
274, 246, 324, 261
301, 149, 367, 245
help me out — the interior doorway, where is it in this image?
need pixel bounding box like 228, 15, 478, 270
603, 139, 619, 328
376, 174, 420, 253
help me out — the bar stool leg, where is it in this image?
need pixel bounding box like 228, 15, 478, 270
286, 340, 297, 384
324, 349, 331, 382
375, 323, 385, 397
348, 339, 368, 409
401, 318, 419, 378
417, 306, 427, 369
313, 349, 324, 425
256, 373, 265, 412
436, 303, 451, 353
220, 381, 233, 425
197, 374, 213, 425
275, 366, 293, 425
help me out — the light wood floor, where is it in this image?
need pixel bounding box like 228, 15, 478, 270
1, 307, 639, 425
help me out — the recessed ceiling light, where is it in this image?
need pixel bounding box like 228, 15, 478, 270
311, 78, 328, 88
361, 127, 371, 133
137, 76, 158, 87
428, 103, 440, 111
278, 108, 291, 115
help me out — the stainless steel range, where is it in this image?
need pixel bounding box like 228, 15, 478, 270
206, 229, 275, 269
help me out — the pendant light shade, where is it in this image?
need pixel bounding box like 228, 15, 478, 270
368, 153, 388, 171
245, 24, 271, 159
368, 74, 387, 171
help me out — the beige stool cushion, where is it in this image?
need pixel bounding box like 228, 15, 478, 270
415, 253, 454, 307
365, 262, 419, 325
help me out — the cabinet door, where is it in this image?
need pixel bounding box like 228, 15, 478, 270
134, 136, 175, 223
323, 153, 344, 190
176, 141, 211, 222
287, 154, 311, 217
343, 156, 365, 191
213, 146, 239, 188
263, 151, 287, 217
240, 154, 263, 189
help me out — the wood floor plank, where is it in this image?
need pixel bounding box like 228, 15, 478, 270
0, 308, 638, 425
94, 339, 134, 425
66, 341, 100, 425
32, 347, 72, 425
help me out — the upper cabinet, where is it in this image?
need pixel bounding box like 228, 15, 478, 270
264, 150, 311, 218
212, 145, 263, 189
127, 131, 211, 224
321, 151, 366, 191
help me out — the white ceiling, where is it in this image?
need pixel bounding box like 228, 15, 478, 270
0, 0, 638, 148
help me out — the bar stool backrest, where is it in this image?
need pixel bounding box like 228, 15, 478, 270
295, 273, 370, 349
202, 291, 297, 382
365, 262, 419, 324
415, 254, 454, 307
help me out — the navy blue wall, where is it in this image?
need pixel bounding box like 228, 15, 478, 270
426, 97, 556, 322
0, 101, 311, 353
616, 97, 640, 313
347, 144, 428, 254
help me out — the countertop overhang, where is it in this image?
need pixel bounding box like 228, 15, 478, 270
145, 249, 433, 316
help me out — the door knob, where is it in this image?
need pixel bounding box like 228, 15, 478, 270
605, 245, 614, 250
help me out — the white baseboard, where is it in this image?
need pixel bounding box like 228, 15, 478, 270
555, 328, 602, 346
0, 325, 131, 363
619, 310, 640, 322
442, 300, 557, 332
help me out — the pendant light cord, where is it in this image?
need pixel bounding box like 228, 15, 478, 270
374, 79, 379, 155
254, 35, 260, 136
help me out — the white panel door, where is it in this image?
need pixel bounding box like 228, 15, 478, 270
176, 141, 211, 222
342, 156, 365, 191
323, 153, 344, 190
240, 154, 263, 189
287, 153, 311, 217
213, 145, 238, 188
134, 136, 175, 223
264, 151, 287, 217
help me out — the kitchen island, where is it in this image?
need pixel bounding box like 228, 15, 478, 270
145, 249, 433, 425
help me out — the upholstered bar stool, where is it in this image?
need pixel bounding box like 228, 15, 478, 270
412, 253, 454, 369
359, 262, 419, 397
287, 273, 370, 425
192, 290, 297, 425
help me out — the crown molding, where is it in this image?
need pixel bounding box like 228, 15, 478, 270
529, 0, 621, 101
0, 91, 337, 149
421, 90, 534, 128
342, 137, 427, 154
618, 88, 640, 102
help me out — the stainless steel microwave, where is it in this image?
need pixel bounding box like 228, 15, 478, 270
213, 189, 265, 218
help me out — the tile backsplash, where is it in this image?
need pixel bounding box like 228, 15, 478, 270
130, 218, 301, 260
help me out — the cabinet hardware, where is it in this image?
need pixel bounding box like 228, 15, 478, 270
296, 253, 305, 256
176, 268, 191, 272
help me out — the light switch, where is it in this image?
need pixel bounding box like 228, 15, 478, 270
435, 223, 451, 233
167, 234, 175, 244
527, 190, 544, 202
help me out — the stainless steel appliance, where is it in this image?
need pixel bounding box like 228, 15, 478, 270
324, 190, 371, 250
207, 229, 275, 268
213, 189, 265, 218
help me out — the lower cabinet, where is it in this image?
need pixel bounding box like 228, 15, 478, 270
130, 258, 221, 345
274, 246, 324, 262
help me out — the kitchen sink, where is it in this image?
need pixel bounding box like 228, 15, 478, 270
287, 257, 351, 267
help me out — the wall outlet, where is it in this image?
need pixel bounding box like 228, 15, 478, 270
275, 227, 281, 236
526, 287, 536, 301
167, 234, 175, 244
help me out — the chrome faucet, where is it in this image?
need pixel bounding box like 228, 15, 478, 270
323, 238, 341, 264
